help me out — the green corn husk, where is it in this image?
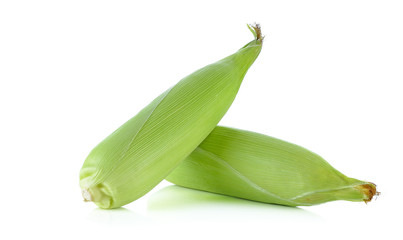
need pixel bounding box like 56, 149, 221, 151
166, 126, 378, 206
79, 25, 263, 209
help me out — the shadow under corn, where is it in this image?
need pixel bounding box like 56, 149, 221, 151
87, 207, 152, 226
147, 185, 322, 223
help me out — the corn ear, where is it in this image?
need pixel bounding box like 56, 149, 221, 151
166, 126, 378, 206
79, 25, 263, 209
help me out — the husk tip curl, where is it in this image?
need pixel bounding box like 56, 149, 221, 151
247, 23, 264, 42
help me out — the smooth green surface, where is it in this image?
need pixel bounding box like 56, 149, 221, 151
80, 28, 262, 209
167, 126, 374, 206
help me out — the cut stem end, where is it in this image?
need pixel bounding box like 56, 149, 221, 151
81, 188, 93, 202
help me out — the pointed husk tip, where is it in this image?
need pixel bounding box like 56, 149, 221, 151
356, 182, 379, 203
247, 23, 264, 42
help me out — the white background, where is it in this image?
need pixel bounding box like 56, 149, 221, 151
1, 0, 402, 239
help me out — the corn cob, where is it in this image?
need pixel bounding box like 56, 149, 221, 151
79, 25, 263, 209
166, 126, 378, 206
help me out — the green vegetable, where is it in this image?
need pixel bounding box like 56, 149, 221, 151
167, 126, 378, 206
80, 25, 263, 209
